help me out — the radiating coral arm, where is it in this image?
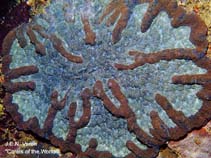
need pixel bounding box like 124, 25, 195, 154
93, 80, 121, 117
136, 0, 153, 3
24, 117, 41, 132
170, 7, 189, 27
105, 9, 120, 26
68, 102, 77, 121
66, 88, 91, 143
191, 101, 211, 128
84, 139, 112, 158
127, 117, 162, 146
5, 65, 39, 80
149, 111, 188, 143
84, 139, 99, 157
76, 88, 91, 128
172, 74, 211, 85
31, 24, 50, 39
112, 5, 130, 43
50, 35, 83, 63
31, 24, 45, 32
107, 79, 135, 118
2, 29, 16, 56
81, 15, 96, 45
196, 89, 211, 101
115, 49, 201, 70
26, 26, 46, 55
155, 93, 191, 131
43, 90, 67, 134
43, 106, 57, 135
2, 55, 12, 74
126, 140, 158, 158
3, 81, 36, 93
98, 0, 120, 23
195, 56, 211, 70
140, 0, 163, 32
149, 111, 170, 140
111, 5, 130, 44
67, 102, 78, 143
98, 0, 131, 43
167, 126, 187, 140
16, 25, 27, 48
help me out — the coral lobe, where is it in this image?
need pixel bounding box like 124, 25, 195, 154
2, 0, 211, 157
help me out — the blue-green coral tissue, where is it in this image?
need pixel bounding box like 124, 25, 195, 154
2, 0, 211, 158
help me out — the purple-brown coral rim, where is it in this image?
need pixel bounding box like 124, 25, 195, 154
2, 0, 211, 158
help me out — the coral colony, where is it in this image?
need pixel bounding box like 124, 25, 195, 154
2, 0, 211, 157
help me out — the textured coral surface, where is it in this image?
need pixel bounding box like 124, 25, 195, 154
1, 0, 211, 158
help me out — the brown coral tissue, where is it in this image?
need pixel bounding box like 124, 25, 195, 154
1, 0, 211, 158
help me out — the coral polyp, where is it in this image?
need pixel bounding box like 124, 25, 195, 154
2, 0, 211, 157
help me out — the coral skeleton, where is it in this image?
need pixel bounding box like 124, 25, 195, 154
2, 0, 211, 157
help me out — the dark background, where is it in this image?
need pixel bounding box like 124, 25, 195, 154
0, 0, 30, 53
